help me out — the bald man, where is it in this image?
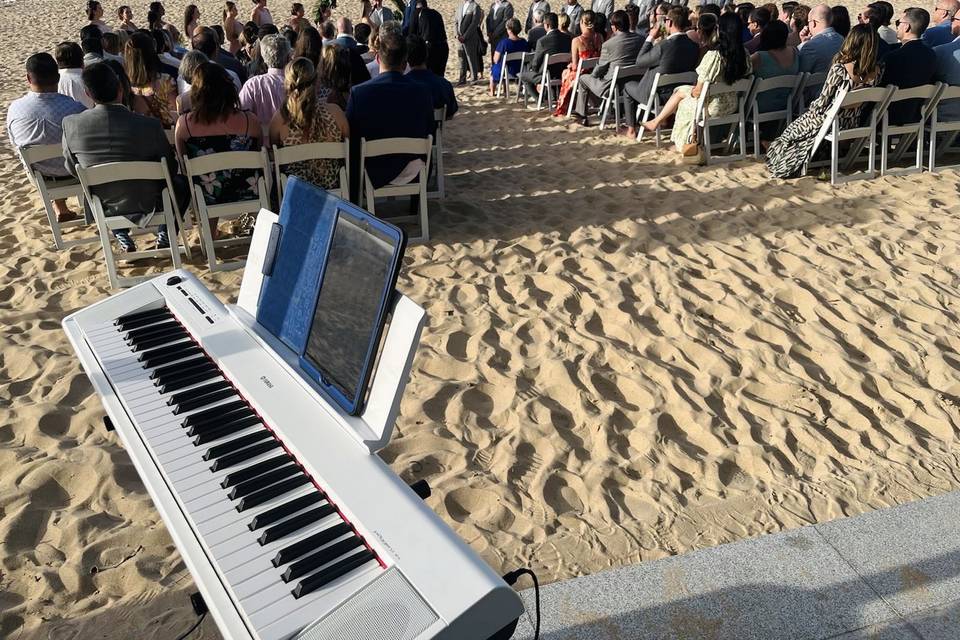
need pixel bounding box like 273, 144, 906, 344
924, 0, 960, 46
798, 4, 844, 73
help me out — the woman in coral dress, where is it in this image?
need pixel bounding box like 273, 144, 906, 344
553, 10, 603, 117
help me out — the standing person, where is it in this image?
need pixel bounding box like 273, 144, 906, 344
766, 24, 881, 177
289, 2, 312, 30
125, 31, 178, 127
564, 0, 584, 35
117, 5, 138, 32
456, 0, 485, 84
370, 0, 397, 27
489, 18, 530, 94
335, 18, 360, 49
526, 0, 551, 31
9, 52, 86, 223
519, 11, 572, 101
572, 10, 642, 124
486, 0, 516, 61
184, 5, 201, 40
924, 0, 960, 46
553, 9, 602, 115
252, 0, 275, 26
149, 2, 182, 45
411, 0, 450, 75
798, 4, 843, 72
224, 2, 244, 54
56, 42, 94, 108
591, 0, 613, 22
87, 1, 114, 34
239, 34, 291, 125
881, 8, 936, 125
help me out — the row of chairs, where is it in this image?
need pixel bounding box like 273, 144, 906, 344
499, 55, 960, 184
20, 109, 446, 289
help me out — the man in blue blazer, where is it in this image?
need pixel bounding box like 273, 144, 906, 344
346, 30, 434, 200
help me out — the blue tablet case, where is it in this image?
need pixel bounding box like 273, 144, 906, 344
256, 177, 339, 354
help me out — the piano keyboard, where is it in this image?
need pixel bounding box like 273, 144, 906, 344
84, 305, 382, 636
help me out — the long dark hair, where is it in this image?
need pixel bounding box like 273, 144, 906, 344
714, 12, 749, 85
834, 23, 879, 80
190, 62, 241, 124
293, 26, 322, 66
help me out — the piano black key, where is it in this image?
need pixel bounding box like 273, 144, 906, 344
168, 380, 232, 406
258, 504, 335, 546
138, 340, 197, 363
236, 475, 311, 512
115, 306, 169, 327
142, 345, 204, 370
183, 407, 254, 433
272, 523, 352, 567
150, 355, 208, 380
154, 359, 217, 387
124, 320, 180, 344
189, 414, 261, 440
131, 331, 190, 353
222, 454, 293, 489
282, 536, 365, 583
183, 400, 249, 428
171, 387, 235, 414
227, 464, 302, 500
251, 492, 324, 531
209, 440, 282, 472
158, 368, 221, 394
204, 430, 274, 461
116, 311, 173, 332
292, 550, 376, 599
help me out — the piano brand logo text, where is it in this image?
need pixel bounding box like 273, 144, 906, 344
259, 376, 274, 389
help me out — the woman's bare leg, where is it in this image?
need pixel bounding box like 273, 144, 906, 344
643, 89, 689, 131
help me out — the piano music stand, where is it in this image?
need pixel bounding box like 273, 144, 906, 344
230, 208, 426, 454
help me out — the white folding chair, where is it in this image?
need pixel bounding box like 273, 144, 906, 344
695, 77, 755, 164
272, 140, 350, 201
794, 70, 827, 114
360, 136, 433, 244
428, 106, 447, 200
635, 71, 699, 146
928, 86, 960, 172
804, 85, 895, 185
880, 83, 945, 176
566, 56, 600, 117
183, 149, 271, 272
496, 52, 529, 101
75, 158, 182, 290
537, 52, 572, 110
746, 74, 802, 158
18, 144, 98, 251
598, 64, 646, 130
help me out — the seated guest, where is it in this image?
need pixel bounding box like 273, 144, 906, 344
192, 29, 243, 89
117, 5, 138, 33
623, 6, 699, 138
336, 17, 359, 49
520, 12, 573, 101
573, 10, 642, 124
641, 13, 752, 157
102, 59, 149, 115
240, 34, 292, 126
101, 33, 124, 61
528, 9, 548, 47
924, 0, 960, 46
407, 34, 459, 120
151, 30, 181, 76
289, 2, 312, 32
490, 18, 531, 95
87, 0, 114, 34
176, 50, 210, 113
871, 1, 899, 43
831, 5, 851, 35
57, 43, 93, 110
798, 4, 843, 72
693, 12, 719, 57
239, 21, 259, 64
857, 5, 896, 57
319, 44, 353, 109
558, 10, 572, 34
175, 62, 262, 208
553, 10, 603, 116
62, 62, 190, 251
934, 6, 960, 124
125, 31, 177, 126
346, 30, 433, 197
294, 26, 323, 65
366, 33, 383, 78
745, 7, 771, 52
281, 25, 299, 49
750, 20, 798, 145
9, 52, 86, 222
355, 23, 373, 55
882, 8, 936, 125
321, 20, 338, 46
767, 24, 881, 177
269, 57, 349, 192
626, 4, 640, 33
82, 36, 107, 66
786, 3, 808, 46
335, 18, 376, 85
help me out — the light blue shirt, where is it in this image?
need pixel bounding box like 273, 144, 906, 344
7, 91, 86, 177
934, 37, 960, 122
798, 27, 844, 73
923, 21, 955, 48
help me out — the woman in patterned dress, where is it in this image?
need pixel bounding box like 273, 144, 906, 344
124, 31, 178, 128
765, 24, 882, 178
554, 10, 604, 117
269, 57, 350, 193
641, 12, 752, 152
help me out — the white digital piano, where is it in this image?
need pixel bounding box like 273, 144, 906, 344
62, 196, 524, 640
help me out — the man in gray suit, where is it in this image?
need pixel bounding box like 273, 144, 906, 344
573, 10, 643, 124
525, 0, 551, 31
486, 0, 515, 55
456, 0, 485, 83
62, 63, 190, 252
591, 0, 614, 20
564, 0, 584, 35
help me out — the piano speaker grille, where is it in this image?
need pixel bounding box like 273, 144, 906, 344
295, 568, 439, 640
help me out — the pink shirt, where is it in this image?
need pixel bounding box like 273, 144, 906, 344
239, 68, 286, 126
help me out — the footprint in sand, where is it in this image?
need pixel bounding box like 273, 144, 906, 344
443, 487, 514, 529
543, 472, 586, 516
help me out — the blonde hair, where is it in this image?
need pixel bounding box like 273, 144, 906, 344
558, 12, 570, 30
281, 57, 319, 132
223, 1, 236, 21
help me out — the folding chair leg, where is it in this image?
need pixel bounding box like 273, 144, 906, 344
94, 217, 120, 290
41, 200, 66, 251
830, 137, 840, 185
703, 122, 712, 165
881, 127, 889, 175
915, 128, 924, 172
418, 182, 430, 243
165, 206, 182, 271
753, 118, 761, 159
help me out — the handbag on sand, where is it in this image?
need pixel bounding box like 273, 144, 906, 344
681, 126, 705, 164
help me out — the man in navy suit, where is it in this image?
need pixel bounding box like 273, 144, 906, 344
882, 8, 937, 125
406, 34, 459, 122
347, 30, 434, 200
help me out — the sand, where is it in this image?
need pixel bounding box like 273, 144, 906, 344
3, 0, 960, 637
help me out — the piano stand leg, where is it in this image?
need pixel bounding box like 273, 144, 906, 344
486, 618, 519, 640
103, 416, 115, 432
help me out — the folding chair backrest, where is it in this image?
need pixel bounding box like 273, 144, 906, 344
434, 106, 446, 123
546, 53, 572, 67
612, 63, 645, 84
698, 77, 754, 115
500, 51, 528, 79
362, 136, 433, 158
19, 143, 65, 168
79, 159, 167, 187
886, 83, 945, 122
184, 149, 269, 177
272, 140, 350, 199
579, 57, 599, 74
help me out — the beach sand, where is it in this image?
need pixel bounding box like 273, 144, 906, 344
3, 1, 960, 637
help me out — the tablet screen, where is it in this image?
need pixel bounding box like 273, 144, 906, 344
303, 211, 398, 403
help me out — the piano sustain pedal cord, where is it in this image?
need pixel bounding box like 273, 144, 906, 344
502, 568, 541, 640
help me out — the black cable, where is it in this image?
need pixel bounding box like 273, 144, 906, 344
174, 611, 206, 640
503, 568, 541, 640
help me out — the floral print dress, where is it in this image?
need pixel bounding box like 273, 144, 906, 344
670, 49, 753, 150
183, 115, 260, 206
